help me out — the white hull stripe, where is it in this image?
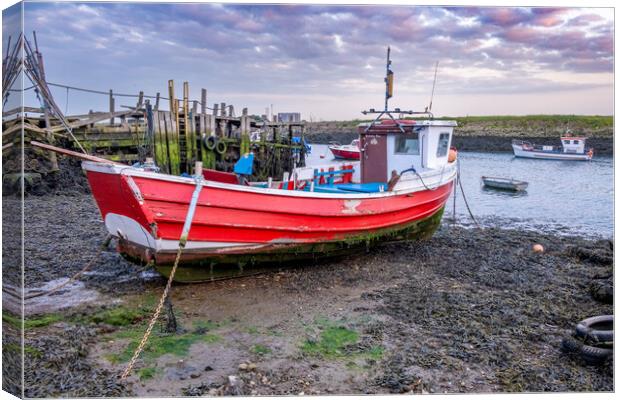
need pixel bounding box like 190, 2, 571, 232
105, 213, 256, 252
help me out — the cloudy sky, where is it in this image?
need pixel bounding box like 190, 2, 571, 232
3, 1, 614, 119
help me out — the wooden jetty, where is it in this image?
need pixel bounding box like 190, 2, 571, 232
2, 33, 307, 192
2, 80, 307, 184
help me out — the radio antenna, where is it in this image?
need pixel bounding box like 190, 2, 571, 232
428, 61, 439, 113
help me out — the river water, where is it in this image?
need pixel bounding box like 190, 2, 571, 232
307, 144, 614, 239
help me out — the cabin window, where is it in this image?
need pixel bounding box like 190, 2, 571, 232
564, 140, 571, 145
573, 140, 579, 145
437, 133, 450, 157
395, 134, 419, 155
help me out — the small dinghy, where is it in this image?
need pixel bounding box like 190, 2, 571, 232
482, 176, 528, 192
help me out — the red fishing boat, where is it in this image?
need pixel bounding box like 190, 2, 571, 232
328, 139, 361, 160
81, 48, 458, 282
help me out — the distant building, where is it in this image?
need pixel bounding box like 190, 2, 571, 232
277, 112, 301, 123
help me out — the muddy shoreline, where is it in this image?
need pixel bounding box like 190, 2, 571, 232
2, 193, 613, 396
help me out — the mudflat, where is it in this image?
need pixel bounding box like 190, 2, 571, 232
2, 194, 613, 396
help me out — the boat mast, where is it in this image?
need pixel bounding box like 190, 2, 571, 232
363, 46, 431, 132
384, 46, 393, 112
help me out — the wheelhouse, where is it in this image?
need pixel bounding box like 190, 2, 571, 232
357, 119, 456, 183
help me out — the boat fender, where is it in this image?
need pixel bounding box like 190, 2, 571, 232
216, 139, 227, 155
204, 135, 217, 151
448, 147, 458, 163
575, 315, 613, 343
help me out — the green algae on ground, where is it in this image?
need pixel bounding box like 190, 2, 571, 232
251, 344, 272, 355
3, 312, 62, 329
302, 318, 386, 361
88, 307, 145, 326
3, 343, 43, 358
106, 320, 223, 364
137, 367, 160, 381
108, 331, 222, 364
302, 326, 359, 358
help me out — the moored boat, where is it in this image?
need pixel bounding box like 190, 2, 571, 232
81, 47, 459, 282
482, 176, 528, 191
512, 135, 593, 161
328, 139, 361, 160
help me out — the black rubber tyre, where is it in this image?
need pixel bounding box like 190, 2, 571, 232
580, 344, 613, 365
575, 315, 614, 343
204, 135, 217, 151
561, 336, 582, 354
216, 140, 227, 155
561, 336, 613, 365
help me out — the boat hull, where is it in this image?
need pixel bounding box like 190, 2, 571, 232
329, 146, 360, 160
482, 177, 528, 191
83, 161, 454, 282
152, 207, 445, 281
512, 144, 592, 161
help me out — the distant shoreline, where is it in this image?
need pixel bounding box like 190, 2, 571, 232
304, 115, 613, 155
307, 135, 613, 156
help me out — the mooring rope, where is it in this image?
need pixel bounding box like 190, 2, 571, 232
456, 161, 480, 227
121, 176, 204, 379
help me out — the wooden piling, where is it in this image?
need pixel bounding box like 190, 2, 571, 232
153, 110, 170, 173
200, 112, 216, 170
109, 89, 114, 125
183, 81, 195, 173
240, 107, 250, 155
155, 92, 160, 111
166, 80, 180, 175
200, 89, 207, 114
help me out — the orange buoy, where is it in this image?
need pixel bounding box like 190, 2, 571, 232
448, 148, 458, 163
532, 244, 544, 253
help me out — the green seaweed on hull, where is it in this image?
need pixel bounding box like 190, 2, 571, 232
153, 207, 445, 282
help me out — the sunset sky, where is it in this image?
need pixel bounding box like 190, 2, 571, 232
3, 1, 614, 120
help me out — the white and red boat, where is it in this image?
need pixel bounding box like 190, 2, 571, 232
328, 139, 361, 160
83, 116, 457, 281
512, 135, 593, 161
80, 49, 459, 282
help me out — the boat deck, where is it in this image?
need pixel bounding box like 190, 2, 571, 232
305, 182, 387, 194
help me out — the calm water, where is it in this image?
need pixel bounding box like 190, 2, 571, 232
307, 144, 614, 238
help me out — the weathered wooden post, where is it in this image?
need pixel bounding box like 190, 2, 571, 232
109, 89, 114, 125
154, 109, 170, 174
183, 81, 196, 174
201, 111, 216, 169
200, 89, 207, 115
220, 102, 226, 117
167, 80, 180, 175
240, 107, 250, 155
154, 92, 160, 111
212, 103, 221, 137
